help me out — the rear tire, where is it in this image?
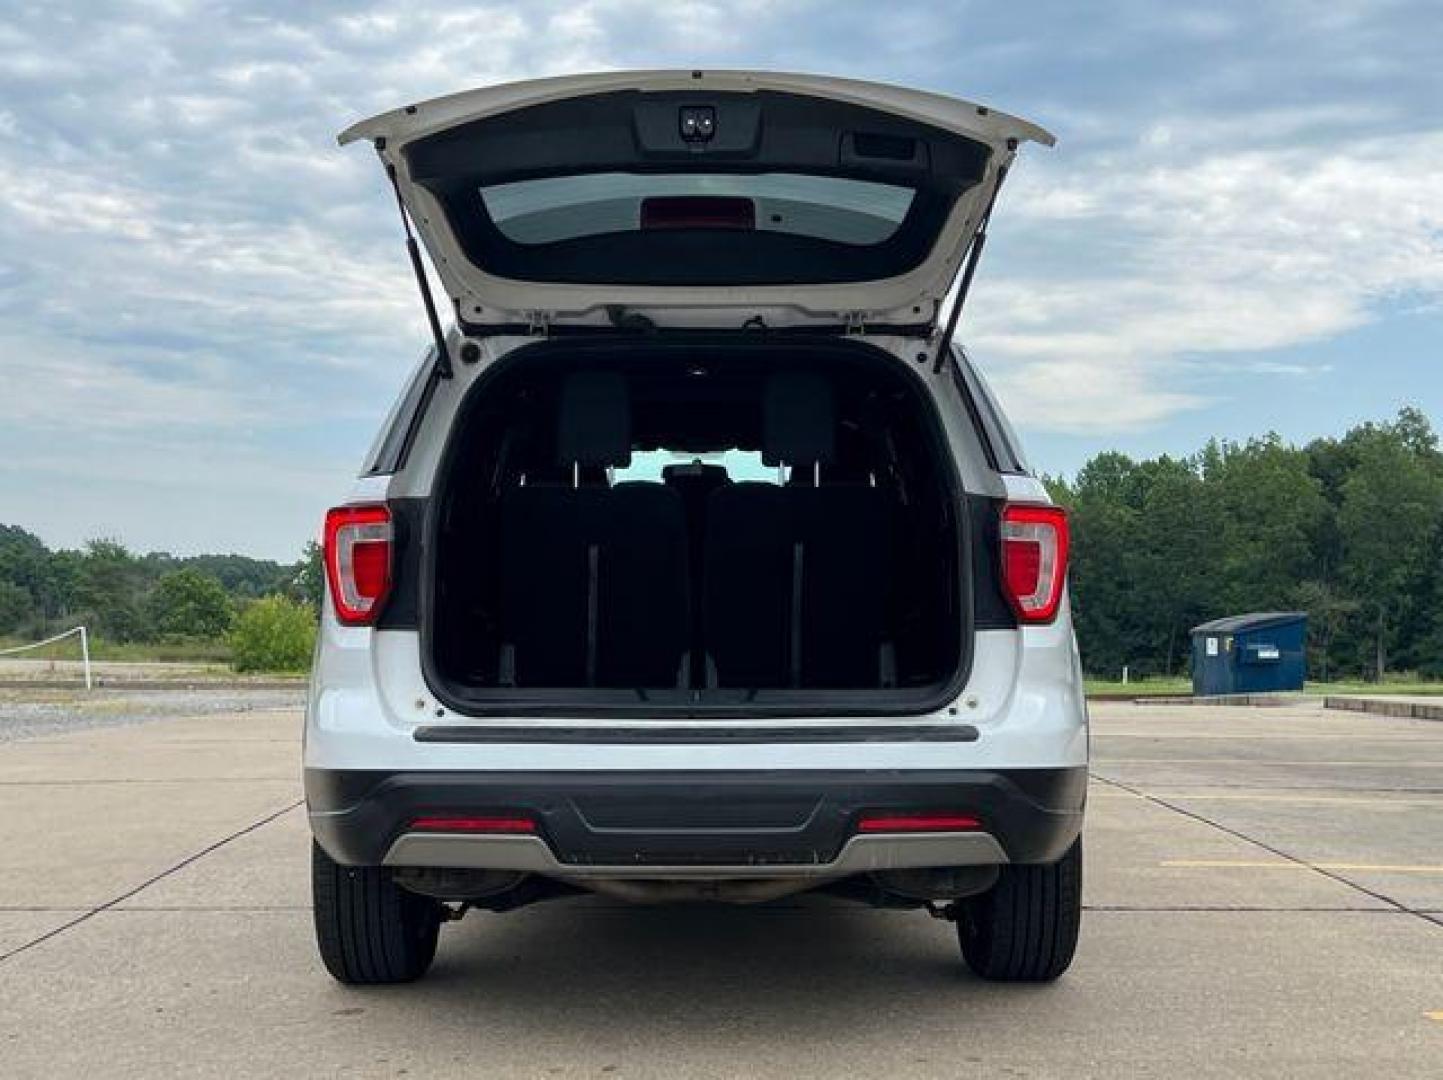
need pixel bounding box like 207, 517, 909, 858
312, 842, 442, 984
958, 838, 1081, 982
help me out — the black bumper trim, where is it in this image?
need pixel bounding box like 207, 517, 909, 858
413, 723, 980, 744
306, 767, 1086, 871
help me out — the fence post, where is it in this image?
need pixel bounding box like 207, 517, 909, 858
79, 626, 93, 691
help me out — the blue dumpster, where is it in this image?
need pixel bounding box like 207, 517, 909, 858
1190, 612, 1307, 696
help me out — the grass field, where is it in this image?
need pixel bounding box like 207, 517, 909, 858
0, 635, 231, 665
7, 634, 1443, 695
1084, 676, 1192, 696
1084, 674, 1443, 697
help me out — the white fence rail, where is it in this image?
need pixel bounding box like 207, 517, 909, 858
0, 626, 92, 689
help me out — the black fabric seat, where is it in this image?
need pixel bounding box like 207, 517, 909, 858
662, 461, 732, 576
663, 461, 731, 684
662, 461, 731, 528
704, 373, 892, 689
499, 373, 689, 688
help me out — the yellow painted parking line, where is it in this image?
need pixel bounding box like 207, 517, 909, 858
1093, 759, 1443, 767
1426, 1011, 1443, 1022
1162, 860, 1443, 874
1091, 792, 1443, 806
1102, 732, 1443, 741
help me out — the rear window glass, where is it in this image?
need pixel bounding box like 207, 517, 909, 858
411, 88, 990, 288
363, 351, 437, 476
613, 449, 777, 484
481, 173, 916, 247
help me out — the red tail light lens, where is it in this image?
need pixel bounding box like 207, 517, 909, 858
857, 811, 981, 833
323, 504, 392, 625
999, 503, 1070, 624
408, 816, 537, 834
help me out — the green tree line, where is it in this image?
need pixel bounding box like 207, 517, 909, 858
4, 406, 1440, 681
0, 529, 324, 670
1049, 407, 1443, 682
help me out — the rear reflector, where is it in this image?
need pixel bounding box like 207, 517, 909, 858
408, 816, 537, 834
323, 504, 393, 626
999, 503, 1070, 624
856, 812, 981, 833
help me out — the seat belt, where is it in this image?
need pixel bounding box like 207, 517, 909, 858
789, 541, 805, 689
585, 544, 600, 687
857, 395, 903, 688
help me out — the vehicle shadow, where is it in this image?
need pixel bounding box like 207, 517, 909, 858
381, 893, 1067, 1041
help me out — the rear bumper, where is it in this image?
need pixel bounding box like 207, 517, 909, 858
306, 766, 1086, 873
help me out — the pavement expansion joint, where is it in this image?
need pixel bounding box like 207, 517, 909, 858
1088, 771, 1443, 932
1083, 905, 1421, 914
0, 776, 297, 786
0, 798, 303, 965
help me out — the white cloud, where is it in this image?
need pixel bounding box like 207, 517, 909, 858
969, 124, 1443, 433
1, 0, 1440, 553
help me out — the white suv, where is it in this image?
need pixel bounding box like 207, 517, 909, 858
306, 71, 1086, 985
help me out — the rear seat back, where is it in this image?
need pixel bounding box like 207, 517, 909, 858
704, 372, 892, 688
500, 373, 689, 688
663, 461, 732, 686
787, 484, 890, 686
703, 483, 791, 687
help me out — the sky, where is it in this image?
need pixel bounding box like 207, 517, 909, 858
1, 0, 1440, 560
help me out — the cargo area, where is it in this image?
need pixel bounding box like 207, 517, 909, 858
423, 340, 968, 711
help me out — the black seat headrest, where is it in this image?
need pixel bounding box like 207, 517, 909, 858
662, 461, 730, 485
557, 372, 632, 468
762, 372, 835, 467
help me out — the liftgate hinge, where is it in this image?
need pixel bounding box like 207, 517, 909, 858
525, 311, 553, 337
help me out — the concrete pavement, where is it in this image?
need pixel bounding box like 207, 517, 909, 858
1, 699, 1440, 1078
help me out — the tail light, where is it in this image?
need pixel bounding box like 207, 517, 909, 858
408, 816, 536, 834
857, 811, 981, 833
323, 504, 392, 625
1000, 503, 1069, 624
